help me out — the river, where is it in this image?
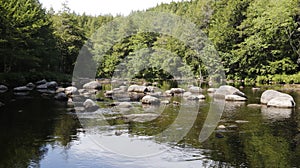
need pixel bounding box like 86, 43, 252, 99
0, 85, 299, 168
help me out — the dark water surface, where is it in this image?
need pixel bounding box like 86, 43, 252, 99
0, 86, 300, 168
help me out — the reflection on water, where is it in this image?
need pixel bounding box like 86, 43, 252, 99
0, 87, 300, 167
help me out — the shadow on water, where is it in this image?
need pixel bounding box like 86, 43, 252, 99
0, 91, 82, 168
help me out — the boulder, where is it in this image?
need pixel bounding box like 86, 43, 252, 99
207, 88, 217, 93
148, 92, 162, 98
83, 99, 98, 111
267, 97, 295, 108
26, 82, 35, 89
215, 85, 246, 98
186, 94, 206, 100
56, 87, 65, 93
65, 86, 78, 95
183, 92, 192, 97
0, 85, 8, 93
47, 81, 58, 89
35, 79, 47, 85
129, 92, 145, 101
54, 92, 68, 101
247, 104, 262, 108
260, 90, 295, 108
170, 88, 185, 94
141, 95, 160, 104
189, 86, 202, 93
128, 85, 148, 93
225, 95, 247, 101
37, 81, 57, 90
13, 86, 32, 92
83, 81, 102, 90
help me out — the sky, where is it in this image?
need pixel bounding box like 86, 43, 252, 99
38, 0, 182, 16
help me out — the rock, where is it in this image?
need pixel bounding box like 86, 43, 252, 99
141, 95, 160, 105
252, 87, 260, 91
83, 99, 98, 111
128, 85, 148, 93
65, 86, 78, 95
26, 82, 35, 89
83, 81, 102, 90
267, 97, 296, 108
119, 86, 127, 92
117, 102, 133, 108
215, 85, 247, 99
161, 100, 170, 105
54, 92, 68, 101
217, 125, 226, 129
173, 101, 180, 105
67, 98, 74, 107
183, 92, 192, 97
260, 90, 295, 108
47, 81, 58, 89
148, 92, 162, 98
0, 102, 4, 107
35, 79, 47, 85
56, 87, 65, 93
187, 94, 206, 100
164, 90, 174, 97
225, 95, 247, 101
207, 88, 217, 93
104, 90, 114, 97
0, 85, 8, 93
36, 83, 48, 89
189, 86, 202, 93
235, 120, 249, 124
170, 88, 185, 94
247, 104, 262, 108
74, 107, 85, 112
13, 86, 32, 92
129, 92, 145, 101
123, 113, 159, 122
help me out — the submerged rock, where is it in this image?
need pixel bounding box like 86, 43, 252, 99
123, 113, 159, 122
141, 95, 160, 105
117, 102, 133, 108
247, 104, 262, 108
261, 90, 295, 108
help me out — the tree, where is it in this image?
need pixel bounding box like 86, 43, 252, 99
52, 3, 87, 74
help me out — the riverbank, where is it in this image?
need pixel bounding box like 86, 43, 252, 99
0, 72, 71, 87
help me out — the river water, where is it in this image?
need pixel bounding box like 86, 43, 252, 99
0, 86, 300, 168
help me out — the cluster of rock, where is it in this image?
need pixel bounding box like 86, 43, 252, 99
260, 90, 296, 108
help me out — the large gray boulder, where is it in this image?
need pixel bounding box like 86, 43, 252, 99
261, 90, 295, 108
83, 81, 102, 90
141, 95, 160, 104
36, 81, 57, 90
123, 113, 159, 122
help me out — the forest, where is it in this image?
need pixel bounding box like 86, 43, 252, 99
1, 0, 300, 86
